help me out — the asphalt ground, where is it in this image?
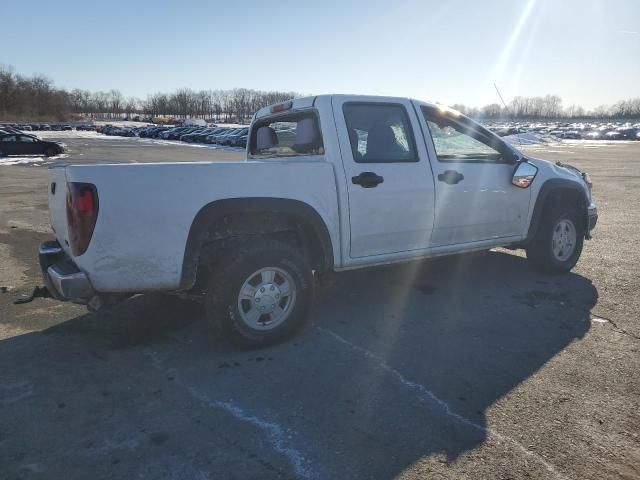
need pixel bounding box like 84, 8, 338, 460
0, 134, 638, 479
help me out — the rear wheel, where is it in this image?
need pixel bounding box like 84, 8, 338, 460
526, 206, 584, 273
205, 239, 314, 348
0, 148, 4, 157
44, 147, 58, 157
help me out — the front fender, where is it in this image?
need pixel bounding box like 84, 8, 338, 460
525, 178, 591, 244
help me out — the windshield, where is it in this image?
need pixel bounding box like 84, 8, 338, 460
422, 106, 508, 162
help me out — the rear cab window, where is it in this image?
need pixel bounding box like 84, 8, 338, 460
249, 110, 324, 159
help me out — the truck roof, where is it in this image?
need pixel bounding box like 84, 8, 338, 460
254, 94, 444, 120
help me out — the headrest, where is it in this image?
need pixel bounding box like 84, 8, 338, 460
295, 117, 317, 145
256, 126, 278, 150
366, 124, 401, 157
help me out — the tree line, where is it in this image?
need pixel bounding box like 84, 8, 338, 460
1, 65, 639, 122
0, 66, 298, 122
451, 94, 640, 120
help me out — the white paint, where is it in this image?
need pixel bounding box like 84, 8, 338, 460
591, 317, 608, 323
317, 326, 569, 480
145, 349, 316, 479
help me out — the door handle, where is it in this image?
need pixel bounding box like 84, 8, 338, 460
352, 172, 384, 188
438, 170, 464, 185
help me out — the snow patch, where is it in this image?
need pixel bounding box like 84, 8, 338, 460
0, 154, 68, 166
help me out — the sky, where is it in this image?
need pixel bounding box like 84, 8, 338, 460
3, 0, 639, 109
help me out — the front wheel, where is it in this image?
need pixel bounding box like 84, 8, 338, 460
526, 207, 584, 273
205, 239, 315, 348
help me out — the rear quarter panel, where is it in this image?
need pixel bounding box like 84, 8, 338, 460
64, 160, 339, 292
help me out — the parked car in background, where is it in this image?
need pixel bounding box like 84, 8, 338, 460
210, 128, 239, 144
221, 127, 249, 146
0, 133, 65, 157
230, 133, 248, 148
204, 128, 229, 143
182, 128, 219, 143
159, 127, 188, 139
0, 125, 22, 134
180, 128, 208, 142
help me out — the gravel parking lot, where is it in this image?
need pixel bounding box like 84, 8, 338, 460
0, 135, 638, 479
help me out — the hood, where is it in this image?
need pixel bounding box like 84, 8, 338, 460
527, 155, 584, 181
526, 155, 592, 203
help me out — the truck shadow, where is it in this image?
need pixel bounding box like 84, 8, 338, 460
0, 250, 597, 479
306, 250, 597, 476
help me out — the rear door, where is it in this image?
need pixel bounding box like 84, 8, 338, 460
0, 135, 18, 155
332, 96, 435, 258
415, 103, 530, 246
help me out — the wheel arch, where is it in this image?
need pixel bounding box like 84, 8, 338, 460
180, 197, 334, 290
525, 179, 589, 244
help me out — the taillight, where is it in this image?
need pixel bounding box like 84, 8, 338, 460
66, 182, 99, 256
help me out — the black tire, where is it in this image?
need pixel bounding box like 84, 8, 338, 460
205, 239, 315, 348
526, 205, 584, 273
0, 148, 4, 157
44, 147, 58, 157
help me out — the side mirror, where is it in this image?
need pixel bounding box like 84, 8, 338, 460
512, 161, 538, 188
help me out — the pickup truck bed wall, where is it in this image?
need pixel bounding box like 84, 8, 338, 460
57, 161, 340, 292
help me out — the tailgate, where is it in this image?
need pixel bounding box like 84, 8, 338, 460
47, 167, 71, 254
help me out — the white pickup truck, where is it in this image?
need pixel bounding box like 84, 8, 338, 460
39, 95, 598, 347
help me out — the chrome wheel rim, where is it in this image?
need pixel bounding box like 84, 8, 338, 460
552, 219, 577, 261
237, 267, 296, 331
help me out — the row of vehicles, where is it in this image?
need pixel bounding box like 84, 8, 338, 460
97, 124, 250, 147
0, 123, 79, 132
488, 122, 640, 141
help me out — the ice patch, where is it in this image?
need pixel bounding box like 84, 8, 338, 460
145, 349, 316, 479
0, 381, 34, 405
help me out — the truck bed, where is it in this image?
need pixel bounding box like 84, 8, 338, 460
47, 160, 339, 292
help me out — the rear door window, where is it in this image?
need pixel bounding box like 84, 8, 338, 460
342, 103, 417, 163
249, 111, 324, 158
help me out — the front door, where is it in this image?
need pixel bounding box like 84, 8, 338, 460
416, 103, 530, 247
332, 96, 436, 258
18, 135, 41, 155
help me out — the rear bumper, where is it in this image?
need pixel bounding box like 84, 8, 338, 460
39, 240, 94, 302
